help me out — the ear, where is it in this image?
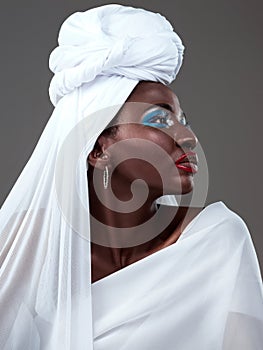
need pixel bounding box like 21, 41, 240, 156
87, 135, 110, 170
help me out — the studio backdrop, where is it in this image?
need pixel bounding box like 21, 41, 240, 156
0, 0, 262, 272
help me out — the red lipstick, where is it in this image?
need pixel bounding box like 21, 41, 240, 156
175, 152, 198, 174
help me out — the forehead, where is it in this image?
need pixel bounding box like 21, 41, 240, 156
125, 81, 180, 112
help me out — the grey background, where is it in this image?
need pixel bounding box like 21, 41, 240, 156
1, 1, 262, 272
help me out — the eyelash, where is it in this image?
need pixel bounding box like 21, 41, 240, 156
180, 112, 191, 129
144, 110, 191, 129
150, 116, 168, 124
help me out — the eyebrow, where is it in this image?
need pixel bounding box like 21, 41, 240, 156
143, 103, 183, 119
142, 103, 174, 115
152, 103, 174, 113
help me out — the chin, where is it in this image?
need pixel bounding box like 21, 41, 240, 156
163, 177, 195, 195
181, 185, 194, 194
181, 178, 195, 194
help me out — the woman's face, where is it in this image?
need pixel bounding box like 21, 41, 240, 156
91, 81, 199, 198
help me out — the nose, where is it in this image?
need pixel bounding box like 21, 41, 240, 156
173, 124, 198, 151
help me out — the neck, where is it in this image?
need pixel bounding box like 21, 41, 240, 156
87, 169, 184, 271
89, 167, 164, 224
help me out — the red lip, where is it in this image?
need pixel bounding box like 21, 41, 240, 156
176, 163, 198, 174
175, 152, 198, 174
175, 151, 198, 165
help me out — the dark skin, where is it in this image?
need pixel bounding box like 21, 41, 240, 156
87, 81, 204, 283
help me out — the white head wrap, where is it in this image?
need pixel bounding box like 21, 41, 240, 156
0, 4, 185, 349
49, 4, 184, 105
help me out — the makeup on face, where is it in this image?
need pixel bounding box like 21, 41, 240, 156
141, 106, 191, 129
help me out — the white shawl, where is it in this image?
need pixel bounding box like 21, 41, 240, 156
0, 4, 184, 349
0, 4, 262, 350
92, 201, 263, 350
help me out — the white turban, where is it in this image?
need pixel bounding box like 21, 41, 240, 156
49, 4, 184, 105
0, 4, 188, 349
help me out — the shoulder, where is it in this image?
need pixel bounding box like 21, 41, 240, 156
204, 201, 251, 242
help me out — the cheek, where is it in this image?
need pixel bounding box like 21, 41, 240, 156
147, 129, 175, 153
109, 132, 175, 182
113, 159, 163, 186
111, 130, 173, 164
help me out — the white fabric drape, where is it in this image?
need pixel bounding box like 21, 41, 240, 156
92, 201, 263, 350
0, 4, 184, 349
49, 4, 184, 106
1, 4, 262, 350
0, 76, 140, 350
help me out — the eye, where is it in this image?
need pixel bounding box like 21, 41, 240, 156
142, 109, 172, 128
179, 112, 191, 129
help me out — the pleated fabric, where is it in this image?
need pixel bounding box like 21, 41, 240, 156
1, 4, 262, 349
92, 202, 263, 350
0, 4, 185, 349
49, 4, 184, 106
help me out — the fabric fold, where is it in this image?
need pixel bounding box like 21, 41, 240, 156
1, 4, 262, 350
92, 201, 263, 350
49, 4, 184, 105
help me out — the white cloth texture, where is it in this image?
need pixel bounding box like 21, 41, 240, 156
92, 201, 263, 350
49, 4, 184, 106
0, 4, 183, 349
0, 4, 262, 350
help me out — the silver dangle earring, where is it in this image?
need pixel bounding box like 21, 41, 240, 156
103, 165, 109, 189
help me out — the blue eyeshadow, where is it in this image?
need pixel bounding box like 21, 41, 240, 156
141, 109, 169, 128
142, 122, 167, 128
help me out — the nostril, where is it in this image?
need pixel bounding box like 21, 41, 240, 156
173, 126, 198, 150
185, 141, 192, 147
182, 141, 195, 151
174, 139, 195, 150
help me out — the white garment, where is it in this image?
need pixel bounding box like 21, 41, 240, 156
92, 201, 263, 350
0, 5, 184, 349
49, 4, 184, 106
0, 4, 262, 350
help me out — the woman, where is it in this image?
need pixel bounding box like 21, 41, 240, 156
0, 4, 262, 350
88, 80, 203, 283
